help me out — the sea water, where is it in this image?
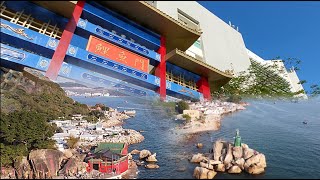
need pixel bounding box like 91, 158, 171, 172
72, 96, 320, 179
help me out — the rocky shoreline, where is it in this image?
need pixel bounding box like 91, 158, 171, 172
175, 100, 249, 134
94, 129, 145, 145
191, 140, 267, 179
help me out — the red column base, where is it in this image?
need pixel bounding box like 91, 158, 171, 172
197, 76, 211, 101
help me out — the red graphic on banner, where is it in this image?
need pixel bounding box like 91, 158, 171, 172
86, 35, 149, 73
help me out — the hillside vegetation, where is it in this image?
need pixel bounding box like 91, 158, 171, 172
1, 67, 90, 120
0, 67, 90, 167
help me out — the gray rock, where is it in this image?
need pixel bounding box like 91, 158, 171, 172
243, 148, 255, 160
235, 158, 245, 170
213, 140, 224, 161
193, 166, 212, 179
232, 146, 243, 160
228, 165, 242, 174
245, 164, 265, 174
223, 144, 233, 165
244, 153, 266, 169
139, 149, 151, 159
200, 162, 214, 170
130, 149, 140, 155
215, 164, 225, 172
146, 153, 157, 162
145, 164, 159, 169
190, 153, 206, 163
209, 160, 222, 165
207, 170, 217, 179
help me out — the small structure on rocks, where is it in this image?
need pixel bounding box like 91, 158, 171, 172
191, 130, 267, 179
85, 142, 129, 175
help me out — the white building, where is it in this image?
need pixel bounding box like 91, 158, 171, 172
149, 1, 251, 75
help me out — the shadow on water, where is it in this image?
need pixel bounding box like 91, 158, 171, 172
72, 96, 320, 179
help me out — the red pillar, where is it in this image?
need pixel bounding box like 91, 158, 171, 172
197, 76, 211, 101
155, 36, 166, 101
45, 1, 85, 80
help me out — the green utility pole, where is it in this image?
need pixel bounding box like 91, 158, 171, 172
234, 129, 242, 147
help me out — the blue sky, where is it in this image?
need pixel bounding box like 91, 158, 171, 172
198, 1, 320, 93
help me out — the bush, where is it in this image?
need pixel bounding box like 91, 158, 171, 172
66, 136, 80, 149
227, 94, 242, 103
176, 101, 189, 114
182, 114, 191, 123
56, 127, 64, 133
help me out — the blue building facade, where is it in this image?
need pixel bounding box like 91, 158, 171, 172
0, 1, 228, 101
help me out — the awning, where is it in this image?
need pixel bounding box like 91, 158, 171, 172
31, 1, 77, 19
96, 1, 202, 52
166, 49, 233, 91
31, 1, 201, 52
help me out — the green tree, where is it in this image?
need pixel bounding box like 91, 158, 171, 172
66, 136, 80, 149
310, 84, 320, 97
0, 111, 56, 167
176, 101, 189, 114
182, 114, 191, 123
215, 58, 296, 99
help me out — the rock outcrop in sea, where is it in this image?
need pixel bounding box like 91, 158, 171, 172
191, 140, 267, 179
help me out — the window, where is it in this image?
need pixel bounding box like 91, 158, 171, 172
177, 9, 199, 30
145, 1, 157, 7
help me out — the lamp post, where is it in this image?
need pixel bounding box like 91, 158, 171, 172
234, 129, 241, 147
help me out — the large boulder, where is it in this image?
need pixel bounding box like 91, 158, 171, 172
145, 164, 159, 169
223, 144, 233, 165
128, 153, 133, 160
257, 154, 267, 168
244, 153, 266, 169
209, 160, 222, 165
219, 148, 227, 162
200, 162, 214, 170
193, 167, 208, 179
193, 166, 217, 179
0, 166, 16, 179
14, 156, 32, 179
139, 149, 151, 159
225, 163, 233, 170
228, 165, 242, 174
232, 146, 243, 160
215, 164, 225, 172
146, 153, 157, 162
243, 148, 255, 160
197, 143, 203, 149
63, 149, 75, 159
212, 140, 224, 161
130, 149, 140, 155
59, 153, 86, 176
29, 149, 64, 179
245, 164, 265, 174
190, 153, 206, 163
241, 143, 249, 150
235, 158, 245, 170
207, 170, 217, 179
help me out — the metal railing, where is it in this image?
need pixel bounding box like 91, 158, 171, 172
0, 1, 62, 39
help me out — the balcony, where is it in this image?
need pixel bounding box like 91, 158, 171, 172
166, 49, 234, 91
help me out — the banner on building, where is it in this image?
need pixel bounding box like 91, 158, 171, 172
86, 35, 149, 73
